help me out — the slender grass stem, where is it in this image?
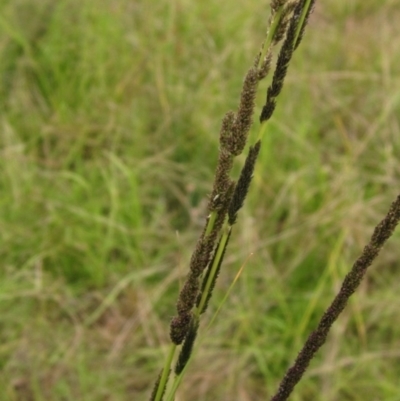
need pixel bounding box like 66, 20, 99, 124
205, 210, 218, 236
165, 371, 185, 401
258, 120, 269, 142
206, 255, 250, 331
153, 344, 177, 401
294, 0, 313, 45
258, 6, 285, 68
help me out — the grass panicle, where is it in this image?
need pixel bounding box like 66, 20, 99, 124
261, 1, 302, 124
270, 194, 400, 401
228, 67, 259, 156
151, 1, 315, 400
174, 318, 200, 375
228, 140, 262, 226
294, 0, 316, 49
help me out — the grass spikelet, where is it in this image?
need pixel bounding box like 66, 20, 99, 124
228, 67, 259, 156
228, 140, 262, 226
175, 318, 200, 375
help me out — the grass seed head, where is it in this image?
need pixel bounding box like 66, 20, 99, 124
170, 312, 192, 345
228, 67, 259, 156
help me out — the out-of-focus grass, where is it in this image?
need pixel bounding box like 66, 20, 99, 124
1, 0, 400, 400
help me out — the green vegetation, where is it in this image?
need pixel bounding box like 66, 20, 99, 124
1, 0, 400, 400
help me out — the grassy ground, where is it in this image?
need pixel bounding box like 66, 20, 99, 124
1, 0, 400, 400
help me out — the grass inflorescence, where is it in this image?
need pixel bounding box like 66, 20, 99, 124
151, 1, 317, 398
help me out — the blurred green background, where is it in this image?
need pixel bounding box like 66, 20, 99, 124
1, 0, 400, 400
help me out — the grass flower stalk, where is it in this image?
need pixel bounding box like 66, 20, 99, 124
269, 195, 400, 401
150, 1, 316, 399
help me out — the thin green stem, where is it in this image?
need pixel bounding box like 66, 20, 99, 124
258, 5, 285, 68
205, 210, 218, 236
257, 120, 269, 142
165, 371, 185, 401
153, 344, 177, 401
268, 6, 285, 44
294, 0, 312, 46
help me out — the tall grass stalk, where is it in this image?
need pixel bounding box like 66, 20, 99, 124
150, 1, 316, 400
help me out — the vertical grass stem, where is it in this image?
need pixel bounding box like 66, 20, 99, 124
153, 344, 177, 401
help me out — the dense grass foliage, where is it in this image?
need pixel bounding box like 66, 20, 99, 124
1, 0, 400, 400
